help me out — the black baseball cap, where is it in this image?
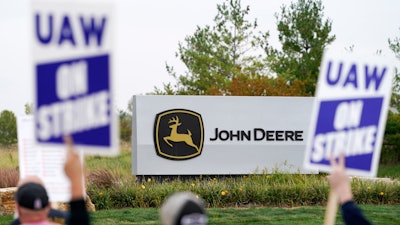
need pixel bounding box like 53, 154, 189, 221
15, 182, 49, 210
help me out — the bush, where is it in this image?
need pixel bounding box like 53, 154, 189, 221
380, 144, 400, 165
86, 172, 400, 210
0, 110, 17, 147
382, 112, 400, 164
87, 169, 119, 189
2, 143, 398, 210
0, 167, 19, 188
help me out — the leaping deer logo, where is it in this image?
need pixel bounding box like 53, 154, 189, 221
163, 116, 200, 153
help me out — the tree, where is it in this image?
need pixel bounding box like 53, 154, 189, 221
381, 28, 400, 164
0, 110, 17, 146
383, 111, 400, 164
155, 0, 270, 95
119, 109, 132, 143
25, 103, 33, 115
389, 29, 400, 112
226, 74, 311, 96
266, 0, 335, 95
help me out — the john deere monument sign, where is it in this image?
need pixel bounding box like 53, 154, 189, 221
132, 96, 313, 175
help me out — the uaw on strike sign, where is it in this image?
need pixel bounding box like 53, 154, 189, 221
32, 0, 118, 155
304, 49, 396, 177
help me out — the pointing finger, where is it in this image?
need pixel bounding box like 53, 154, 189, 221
338, 153, 346, 169
329, 155, 337, 167
63, 135, 74, 150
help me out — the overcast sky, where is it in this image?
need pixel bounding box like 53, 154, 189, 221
0, 0, 399, 116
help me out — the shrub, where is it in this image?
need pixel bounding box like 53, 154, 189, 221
86, 172, 400, 211
382, 112, 400, 164
87, 169, 118, 189
0, 110, 17, 147
0, 167, 19, 188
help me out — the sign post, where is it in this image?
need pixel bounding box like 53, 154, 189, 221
303, 49, 396, 225
32, 0, 118, 155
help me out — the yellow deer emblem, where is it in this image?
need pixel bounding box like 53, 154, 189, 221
163, 116, 200, 153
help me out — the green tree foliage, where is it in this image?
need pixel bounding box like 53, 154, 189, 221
382, 28, 400, 164
0, 110, 17, 146
388, 29, 400, 111
119, 109, 132, 142
266, 0, 335, 95
155, 0, 270, 95
383, 112, 400, 164
25, 103, 33, 115
119, 99, 134, 143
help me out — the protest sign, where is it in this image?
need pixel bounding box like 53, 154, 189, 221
32, 0, 118, 155
304, 49, 396, 177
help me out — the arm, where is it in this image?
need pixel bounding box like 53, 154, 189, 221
64, 136, 90, 225
328, 155, 372, 225
341, 201, 372, 225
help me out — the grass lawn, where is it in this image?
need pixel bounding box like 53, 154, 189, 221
378, 164, 400, 179
1, 205, 399, 225
91, 205, 400, 225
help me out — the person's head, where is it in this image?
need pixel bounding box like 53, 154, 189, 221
160, 192, 208, 225
14, 181, 51, 223
17, 175, 44, 187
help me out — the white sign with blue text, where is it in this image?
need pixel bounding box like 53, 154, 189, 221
304, 50, 395, 177
32, 0, 118, 155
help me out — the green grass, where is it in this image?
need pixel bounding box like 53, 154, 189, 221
378, 164, 400, 179
85, 141, 133, 178
0, 145, 18, 168
66, 205, 400, 225
1, 205, 398, 225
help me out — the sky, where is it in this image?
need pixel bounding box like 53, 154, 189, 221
0, 0, 399, 116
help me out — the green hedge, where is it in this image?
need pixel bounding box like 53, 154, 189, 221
382, 112, 400, 164
87, 172, 400, 210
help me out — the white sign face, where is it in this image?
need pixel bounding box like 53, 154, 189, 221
132, 96, 314, 175
32, 0, 118, 155
304, 49, 396, 177
17, 116, 71, 202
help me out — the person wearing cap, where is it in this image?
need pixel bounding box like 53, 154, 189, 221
14, 181, 60, 225
13, 136, 90, 225
12, 176, 69, 225
160, 192, 208, 225
328, 154, 372, 225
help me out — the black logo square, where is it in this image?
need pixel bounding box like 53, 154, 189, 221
154, 109, 204, 160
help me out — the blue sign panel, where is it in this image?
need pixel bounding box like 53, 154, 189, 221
35, 54, 111, 147
309, 97, 382, 172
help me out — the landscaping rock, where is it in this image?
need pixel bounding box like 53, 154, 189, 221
0, 187, 17, 216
